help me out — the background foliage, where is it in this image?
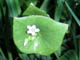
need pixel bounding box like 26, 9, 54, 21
0, 0, 80, 60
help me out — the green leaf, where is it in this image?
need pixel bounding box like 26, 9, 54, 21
18, 53, 29, 60
57, 50, 78, 60
7, 51, 13, 60
65, 1, 80, 26
54, 0, 64, 21
13, 15, 68, 55
0, 0, 3, 4
55, 47, 61, 59
40, 0, 50, 11
5, 0, 21, 17
22, 3, 49, 17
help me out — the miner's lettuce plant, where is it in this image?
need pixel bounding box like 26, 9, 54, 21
0, 0, 79, 60
13, 15, 68, 55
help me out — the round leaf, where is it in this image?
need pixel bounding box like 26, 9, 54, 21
13, 15, 68, 55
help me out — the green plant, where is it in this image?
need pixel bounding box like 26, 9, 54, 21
0, 0, 79, 60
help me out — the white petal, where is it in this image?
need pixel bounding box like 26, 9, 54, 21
31, 32, 36, 36
27, 30, 32, 34
27, 25, 31, 29
32, 25, 36, 29
35, 28, 40, 32
24, 40, 27, 46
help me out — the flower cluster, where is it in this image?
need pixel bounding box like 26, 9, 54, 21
24, 25, 40, 46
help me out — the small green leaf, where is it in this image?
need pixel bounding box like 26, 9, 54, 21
13, 15, 68, 55
22, 3, 49, 17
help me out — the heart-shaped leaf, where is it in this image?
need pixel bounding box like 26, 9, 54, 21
13, 15, 68, 55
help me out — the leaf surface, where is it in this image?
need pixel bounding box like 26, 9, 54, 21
23, 3, 49, 17
13, 15, 68, 55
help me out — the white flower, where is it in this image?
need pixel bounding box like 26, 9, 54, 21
27, 25, 40, 36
